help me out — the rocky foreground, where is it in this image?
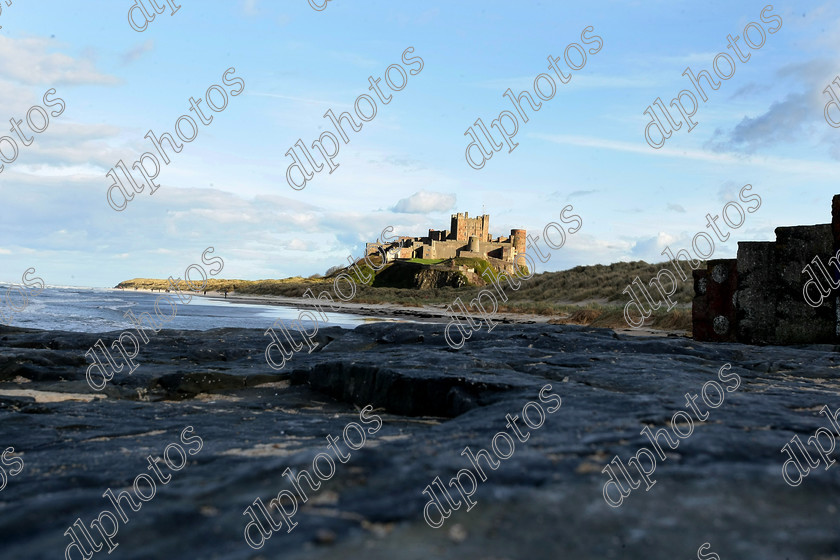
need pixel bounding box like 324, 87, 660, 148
0, 322, 838, 559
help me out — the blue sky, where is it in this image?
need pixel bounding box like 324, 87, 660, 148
1, 0, 839, 287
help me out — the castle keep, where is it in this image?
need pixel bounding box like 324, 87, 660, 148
366, 212, 526, 271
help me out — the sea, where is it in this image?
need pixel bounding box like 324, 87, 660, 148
0, 285, 385, 333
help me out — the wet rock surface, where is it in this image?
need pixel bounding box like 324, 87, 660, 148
0, 322, 838, 559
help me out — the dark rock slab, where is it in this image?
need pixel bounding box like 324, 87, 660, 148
0, 323, 838, 559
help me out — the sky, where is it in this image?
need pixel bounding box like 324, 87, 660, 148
1, 0, 839, 287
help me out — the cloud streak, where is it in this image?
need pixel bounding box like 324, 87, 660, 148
532, 133, 840, 176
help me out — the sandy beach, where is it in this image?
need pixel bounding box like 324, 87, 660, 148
169, 289, 681, 338
200, 290, 544, 323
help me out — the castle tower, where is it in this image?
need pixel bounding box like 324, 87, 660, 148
450, 212, 491, 241
511, 229, 526, 257
449, 212, 464, 240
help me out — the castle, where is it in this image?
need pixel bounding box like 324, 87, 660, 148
366, 212, 526, 272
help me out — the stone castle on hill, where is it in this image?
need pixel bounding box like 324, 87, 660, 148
366, 212, 526, 271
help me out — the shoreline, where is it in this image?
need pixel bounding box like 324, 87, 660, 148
117, 288, 682, 338
200, 290, 545, 325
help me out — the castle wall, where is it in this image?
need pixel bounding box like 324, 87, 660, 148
693, 213, 839, 345
772, 224, 834, 344
692, 259, 738, 342
429, 240, 463, 259
472, 241, 511, 260
736, 241, 777, 344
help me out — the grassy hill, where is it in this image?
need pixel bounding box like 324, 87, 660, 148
116, 258, 695, 332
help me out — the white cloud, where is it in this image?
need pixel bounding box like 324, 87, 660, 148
287, 239, 309, 251
0, 36, 119, 86
392, 191, 456, 214
631, 231, 677, 258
